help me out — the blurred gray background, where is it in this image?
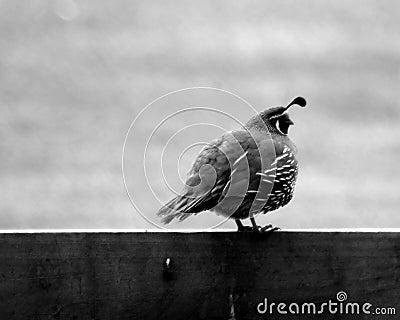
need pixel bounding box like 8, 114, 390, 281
1, 0, 399, 229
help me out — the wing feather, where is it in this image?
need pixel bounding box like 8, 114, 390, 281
158, 130, 252, 222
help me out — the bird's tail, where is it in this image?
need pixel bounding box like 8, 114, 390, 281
157, 195, 193, 224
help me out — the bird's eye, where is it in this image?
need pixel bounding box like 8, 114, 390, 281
268, 116, 285, 135
275, 119, 286, 135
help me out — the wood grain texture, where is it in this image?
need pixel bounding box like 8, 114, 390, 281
0, 232, 399, 319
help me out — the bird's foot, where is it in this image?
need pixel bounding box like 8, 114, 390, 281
251, 223, 280, 233
237, 225, 254, 232
259, 224, 280, 233
235, 219, 254, 232
236, 219, 279, 233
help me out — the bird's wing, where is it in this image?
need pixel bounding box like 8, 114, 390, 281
158, 129, 276, 223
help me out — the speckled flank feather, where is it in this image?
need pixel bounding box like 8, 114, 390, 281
157, 97, 306, 224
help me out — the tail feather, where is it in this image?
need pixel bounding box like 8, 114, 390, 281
157, 196, 191, 224
158, 192, 210, 224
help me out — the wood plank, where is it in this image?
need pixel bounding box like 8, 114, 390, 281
0, 232, 399, 319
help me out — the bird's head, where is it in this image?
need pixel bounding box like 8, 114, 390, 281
246, 97, 307, 135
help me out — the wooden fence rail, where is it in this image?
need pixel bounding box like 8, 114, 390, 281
0, 231, 399, 319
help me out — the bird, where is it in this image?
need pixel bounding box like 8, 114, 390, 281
158, 97, 307, 232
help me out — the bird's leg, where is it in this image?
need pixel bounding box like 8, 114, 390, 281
250, 217, 260, 232
250, 217, 280, 233
235, 219, 253, 232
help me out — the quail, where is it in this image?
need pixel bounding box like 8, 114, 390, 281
158, 97, 307, 232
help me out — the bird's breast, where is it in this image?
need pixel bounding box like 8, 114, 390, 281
262, 144, 298, 212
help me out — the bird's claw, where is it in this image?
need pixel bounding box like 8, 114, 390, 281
260, 225, 280, 233
237, 221, 280, 233
254, 224, 280, 233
